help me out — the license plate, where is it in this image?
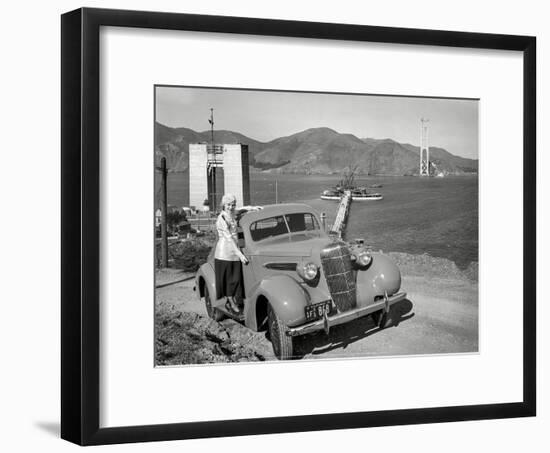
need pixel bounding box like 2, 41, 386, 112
305, 301, 332, 322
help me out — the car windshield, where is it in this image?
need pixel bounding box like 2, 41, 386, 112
250, 213, 320, 242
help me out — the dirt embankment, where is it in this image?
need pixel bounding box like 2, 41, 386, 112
388, 252, 478, 283
156, 304, 275, 365
155, 252, 478, 365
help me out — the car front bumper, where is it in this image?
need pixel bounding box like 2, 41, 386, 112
286, 291, 407, 337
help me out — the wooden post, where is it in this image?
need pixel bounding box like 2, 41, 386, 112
160, 157, 168, 268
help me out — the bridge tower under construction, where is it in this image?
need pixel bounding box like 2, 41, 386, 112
188, 108, 250, 212
419, 118, 430, 176
188, 143, 250, 211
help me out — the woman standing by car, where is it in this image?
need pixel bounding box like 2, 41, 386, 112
215, 193, 249, 314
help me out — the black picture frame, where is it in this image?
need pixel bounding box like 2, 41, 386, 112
61, 7, 536, 446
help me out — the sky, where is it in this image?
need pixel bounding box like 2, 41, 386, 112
155, 86, 479, 159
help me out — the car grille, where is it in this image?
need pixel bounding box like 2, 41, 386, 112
320, 241, 357, 312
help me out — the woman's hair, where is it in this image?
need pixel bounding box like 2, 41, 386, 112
221, 193, 237, 208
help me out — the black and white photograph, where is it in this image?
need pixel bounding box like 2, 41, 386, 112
0, 0, 544, 449
154, 86, 479, 365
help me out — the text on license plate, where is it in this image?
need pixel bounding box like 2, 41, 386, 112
305, 301, 332, 321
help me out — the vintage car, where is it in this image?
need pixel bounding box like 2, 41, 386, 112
194, 203, 406, 360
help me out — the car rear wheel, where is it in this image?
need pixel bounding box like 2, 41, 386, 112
268, 304, 293, 360
372, 309, 391, 329
204, 286, 225, 321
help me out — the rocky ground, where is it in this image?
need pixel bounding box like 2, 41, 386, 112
154, 252, 478, 365
155, 310, 273, 365
155, 268, 275, 364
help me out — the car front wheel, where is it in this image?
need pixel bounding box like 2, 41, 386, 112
268, 304, 293, 360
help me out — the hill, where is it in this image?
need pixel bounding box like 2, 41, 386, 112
154, 123, 267, 172
253, 127, 370, 174
154, 122, 477, 175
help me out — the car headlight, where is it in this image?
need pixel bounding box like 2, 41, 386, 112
297, 262, 319, 281
356, 250, 372, 267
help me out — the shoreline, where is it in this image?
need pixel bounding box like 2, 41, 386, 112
161, 239, 478, 284
168, 168, 478, 177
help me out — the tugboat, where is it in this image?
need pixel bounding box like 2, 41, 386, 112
350, 188, 383, 201
321, 189, 343, 201
321, 166, 383, 201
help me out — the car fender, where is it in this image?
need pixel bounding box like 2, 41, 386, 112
195, 263, 218, 305
355, 253, 402, 307
246, 275, 309, 329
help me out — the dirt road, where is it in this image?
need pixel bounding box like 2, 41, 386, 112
155, 254, 478, 362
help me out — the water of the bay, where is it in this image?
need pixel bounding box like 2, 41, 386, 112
161, 171, 478, 269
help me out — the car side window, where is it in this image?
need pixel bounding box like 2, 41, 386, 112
305, 213, 319, 231
250, 216, 288, 241
285, 213, 319, 232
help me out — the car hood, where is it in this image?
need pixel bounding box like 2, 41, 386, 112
250, 236, 331, 258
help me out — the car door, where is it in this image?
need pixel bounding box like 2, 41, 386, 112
237, 226, 256, 299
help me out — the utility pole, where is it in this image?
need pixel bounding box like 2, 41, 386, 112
209, 108, 214, 144
160, 157, 168, 268
208, 108, 216, 212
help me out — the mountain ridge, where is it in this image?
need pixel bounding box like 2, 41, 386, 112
155, 122, 478, 175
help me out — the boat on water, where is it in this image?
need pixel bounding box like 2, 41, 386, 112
321, 188, 383, 201
321, 167, 383, 201
351, 188, 383, 201
351, 192, 383, 201
320, 190, 342, 201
